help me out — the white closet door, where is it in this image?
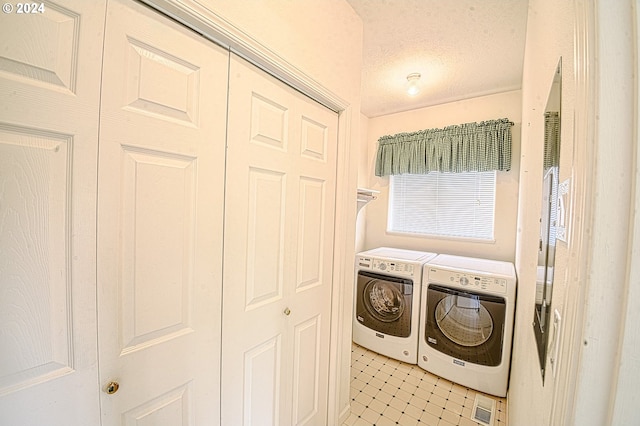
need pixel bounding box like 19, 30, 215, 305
222, 55, 339, 426
97, 0, 228, 424
0, 1, 106, 425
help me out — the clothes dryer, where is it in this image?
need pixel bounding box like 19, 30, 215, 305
354, 247, 437, 364
418, 254, 516, 397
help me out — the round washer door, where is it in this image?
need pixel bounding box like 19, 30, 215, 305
435, 295, 493, 347
363, 279, 405, 323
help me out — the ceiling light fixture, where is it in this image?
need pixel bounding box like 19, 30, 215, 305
406, 72, 421, 96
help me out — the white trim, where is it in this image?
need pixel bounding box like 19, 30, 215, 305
328, 105, 358, 425
571, 0, 635, 422
549, 0, 596, 424
552, 1, 637, 424
610, 1, 640, 423
138, 0, 348, 112
137, 1, 357, 423
384, 231, 497, 245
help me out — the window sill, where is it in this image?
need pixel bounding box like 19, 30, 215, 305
385, 230, 496, 244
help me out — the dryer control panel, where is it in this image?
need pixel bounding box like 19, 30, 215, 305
357, 257, 416, 277
427, 268, 508, 294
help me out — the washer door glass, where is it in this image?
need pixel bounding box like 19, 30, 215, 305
435, 294, 493, 347
363, 279, 405, 323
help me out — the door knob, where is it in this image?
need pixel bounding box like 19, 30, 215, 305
104, 381, 120, 394
284, 307, 291, 316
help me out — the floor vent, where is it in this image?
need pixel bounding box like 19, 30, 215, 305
471, 394, 496, 426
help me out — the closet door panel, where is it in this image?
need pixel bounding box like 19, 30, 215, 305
118, 149, 196, 349
97, 0, 228, 424
242, 335, 283, 425
222, 55, 338, 426
222, 61, 292, 425
288, 89, 338, 426
0, 1, 106, 425
297, 176, 327, 289
245, 168, 286, 308
0, 2, 82, 92
292, 315, 322, 424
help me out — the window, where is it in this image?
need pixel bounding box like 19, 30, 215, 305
388, 171, 496, 240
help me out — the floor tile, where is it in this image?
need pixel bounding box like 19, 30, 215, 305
429, 393, 448, 409
420, 410, 441, 425
404, 404, 424, 420
361, 407, 381, 423
398, 413, 421, 426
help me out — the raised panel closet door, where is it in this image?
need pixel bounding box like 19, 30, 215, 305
222, 55, 338, 426
0, 1, 106, 425
97, 0, 228, 424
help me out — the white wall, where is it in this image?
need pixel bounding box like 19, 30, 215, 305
190, 0, 363, 105
361, 90, 521, 262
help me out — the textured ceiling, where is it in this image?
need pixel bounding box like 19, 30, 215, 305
346, 0, 529, 118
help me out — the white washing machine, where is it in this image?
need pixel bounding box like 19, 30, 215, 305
418, 254, 516, 397
354, 247, 437, 364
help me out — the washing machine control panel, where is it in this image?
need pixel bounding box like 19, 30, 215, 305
428, 268, 507, 294
357, 257, 416, 277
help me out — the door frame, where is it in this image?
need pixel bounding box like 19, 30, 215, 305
139, 0, 357, 423
551, 1, 636, 424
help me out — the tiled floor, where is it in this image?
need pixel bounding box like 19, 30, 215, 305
343, 344, 507, 426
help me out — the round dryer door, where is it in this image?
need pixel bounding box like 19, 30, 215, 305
425, 284, 506, 366
435, 294, 493, 347
364, 279, 405, 323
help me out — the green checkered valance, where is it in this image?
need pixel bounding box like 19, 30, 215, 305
374, 118, 514, 176
543, 111, 560, 169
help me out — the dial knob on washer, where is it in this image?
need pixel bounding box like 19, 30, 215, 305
459, 276, 469, 286
379, 263, 387, 271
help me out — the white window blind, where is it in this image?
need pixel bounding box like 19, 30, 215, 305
389, 172, 496, 240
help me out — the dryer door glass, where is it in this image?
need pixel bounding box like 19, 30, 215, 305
364, 279, 405, 322
425, 284, 506, 366
435, 295, 493, 347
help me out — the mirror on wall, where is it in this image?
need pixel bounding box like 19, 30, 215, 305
533, 59, 561, 383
